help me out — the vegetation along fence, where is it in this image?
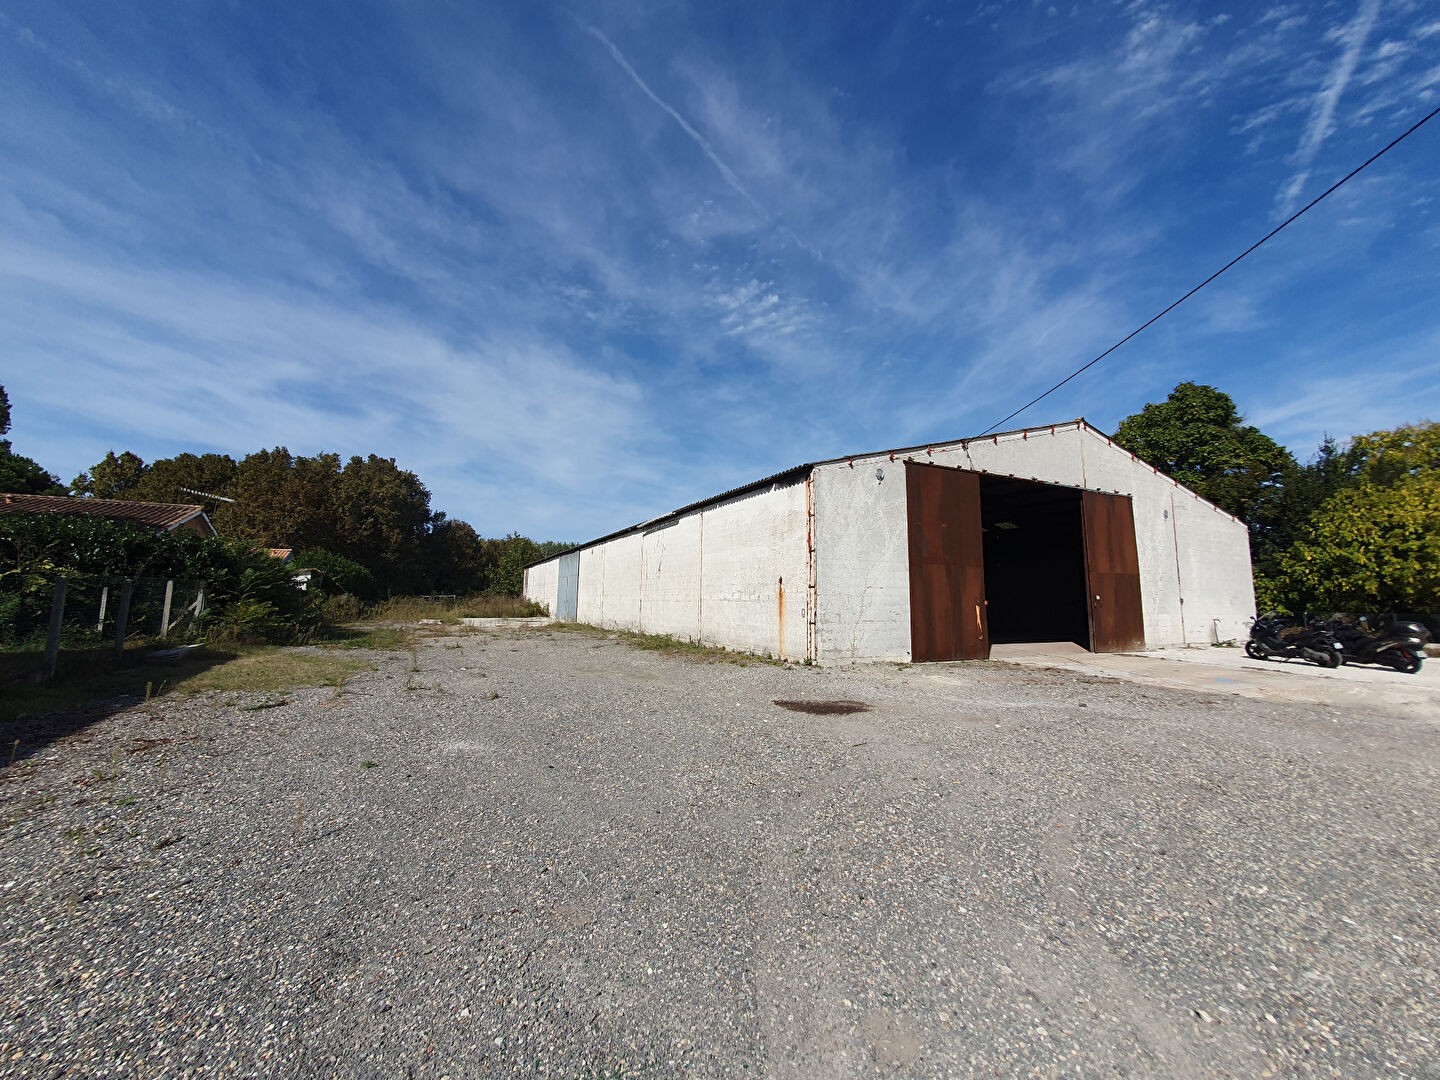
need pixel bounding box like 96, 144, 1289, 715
4, 574, 207, 682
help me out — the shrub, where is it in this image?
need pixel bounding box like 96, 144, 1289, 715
319, 592, 365, 624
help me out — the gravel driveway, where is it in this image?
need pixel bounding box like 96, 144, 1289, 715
3, 626, 1436, 1078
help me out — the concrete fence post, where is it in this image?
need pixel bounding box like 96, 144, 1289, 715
96, 585, 109, 636
113, 580, 134, 656
42, 577, 67, 682
159, 579, 175, 639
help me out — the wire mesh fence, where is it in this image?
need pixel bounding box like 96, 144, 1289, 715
2, 575, 208, 678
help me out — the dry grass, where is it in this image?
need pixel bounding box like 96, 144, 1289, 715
320, 626, 415, 651
546, 622, 780, 666
177, 650, 370, 694
1, 643, 382, 722
364, 595, 547, 623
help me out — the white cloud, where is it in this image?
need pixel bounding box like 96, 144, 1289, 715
1276, 0, 1381, 216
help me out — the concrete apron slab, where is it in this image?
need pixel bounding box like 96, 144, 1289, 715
458, 616, 555, 628
930, 644, 1440, 722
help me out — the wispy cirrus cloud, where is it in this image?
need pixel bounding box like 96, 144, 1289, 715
2, 0, 1438, 539
583, 24, 765, 219
1276, 0, 1382, 216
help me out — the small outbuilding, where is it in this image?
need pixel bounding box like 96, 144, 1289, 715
524, 420, 1255, 663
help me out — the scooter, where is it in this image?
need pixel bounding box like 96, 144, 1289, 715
1245, 614, 1342, 668
1322, 616, 1428, 675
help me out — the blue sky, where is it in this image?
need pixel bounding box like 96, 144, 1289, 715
2, 1, 1437, 541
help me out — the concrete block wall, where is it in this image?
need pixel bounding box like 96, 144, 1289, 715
640, 515, 703, 641
522, 557, 559, 616
810, 422, 1255, 660
697, 481, 808, 660
811, 460, 912, 663
1073, 425, 1255, 646
529, 420, 1255, 663
526, 479, 808, 659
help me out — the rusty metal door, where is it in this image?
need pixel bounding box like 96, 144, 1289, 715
1082, 491, 1145, 652
906, 462, 988, 661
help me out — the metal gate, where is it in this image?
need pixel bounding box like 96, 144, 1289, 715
556, 551, 580, 622
1082, 491, 1145, 652
906, 461, 989, 661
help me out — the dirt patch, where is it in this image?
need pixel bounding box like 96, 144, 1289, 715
773, 699, 870, 715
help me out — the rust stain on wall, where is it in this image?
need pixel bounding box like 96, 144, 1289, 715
777, 576, 786, 661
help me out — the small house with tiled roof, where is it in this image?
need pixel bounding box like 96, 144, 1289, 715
0, 493, 216, 537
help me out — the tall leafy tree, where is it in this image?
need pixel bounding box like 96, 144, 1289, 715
1113, 382, 1294, 523
332, 455, 434, 592
1259, 421, 1440, 613
0, 385, 63, 495
214, 448, 341, 551
1345, 422, 1440, 485
422, 517, 492, 594
487, 533, 541, 596
132, 452, 239, 509
71, 450, 147, 498
1269, 473, 1440, 614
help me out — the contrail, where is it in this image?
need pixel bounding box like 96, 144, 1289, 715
1279, 0, 1381, 215
584, 24, 765, 217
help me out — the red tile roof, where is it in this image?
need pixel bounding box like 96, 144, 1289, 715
0, 492, 216, 535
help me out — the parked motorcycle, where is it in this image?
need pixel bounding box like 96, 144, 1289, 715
1245, 614, 1342, 668
1320, 615, 1428, 675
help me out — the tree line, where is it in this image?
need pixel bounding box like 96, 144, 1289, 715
6, 382, 1434, 617
1113, 382, 1437, 615
1, 385, 568, 600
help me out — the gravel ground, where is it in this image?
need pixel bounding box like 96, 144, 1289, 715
2, 625, 1437, 1079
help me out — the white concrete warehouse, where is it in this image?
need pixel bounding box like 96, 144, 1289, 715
524, 420, 1256, 663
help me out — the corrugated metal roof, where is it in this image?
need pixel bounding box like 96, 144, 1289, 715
0, 492, 216, 534
526, 420, 1098, 569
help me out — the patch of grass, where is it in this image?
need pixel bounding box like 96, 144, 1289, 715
319, 626, 413, 651
0, 644, 372, 723
178, 650, 370, 695
551, 623, 780, 666
363, 594, 547, 624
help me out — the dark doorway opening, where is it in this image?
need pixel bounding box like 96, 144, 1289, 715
979, 475, 1090, 649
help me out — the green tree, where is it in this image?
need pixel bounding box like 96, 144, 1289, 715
1250, 436, 1353, 594
71, 450, 147, 498
293, 547, 378, 601
487, 533, 541, 596
332, 455, 433, 591
421, 518, 492, 594
1113, 382, 1294, 522
0, 385, 63, 495
1345, 422, 1440, 486
214, 448, 341, 551
1268, 473, 1440, 614
131, 452, 238, 510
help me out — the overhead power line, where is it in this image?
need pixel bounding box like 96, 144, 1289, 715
978, 103, 1440, 437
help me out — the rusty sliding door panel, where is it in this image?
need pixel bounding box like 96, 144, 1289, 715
1082, 491, 1145, 652
906, 462, 988, 661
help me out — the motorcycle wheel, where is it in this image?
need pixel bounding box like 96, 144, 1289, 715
1391, 649, 1422, 675
1245, 641, 1267, 660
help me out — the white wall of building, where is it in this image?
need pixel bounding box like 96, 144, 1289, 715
697, 481, 808, 660
811, 460, 912, 663
527, 421, 1255, 663
640, 514, 703, 640
809, 423, 1254, 661
522, 557, 559, 616
525, 478, 808, 659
